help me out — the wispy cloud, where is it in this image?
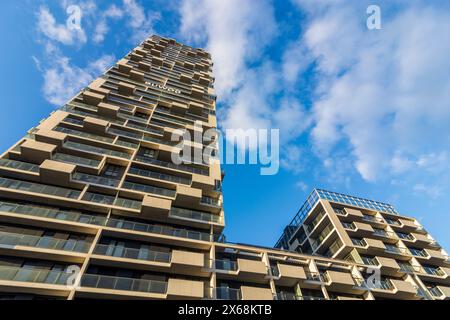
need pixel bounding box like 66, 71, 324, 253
43, 52, 115, 106
37, 6, 87, 46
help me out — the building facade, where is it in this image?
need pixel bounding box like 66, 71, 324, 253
0, 35, 448, 300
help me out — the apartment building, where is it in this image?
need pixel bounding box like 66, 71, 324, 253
275, 189, 450, 300
0, 35, 448, 300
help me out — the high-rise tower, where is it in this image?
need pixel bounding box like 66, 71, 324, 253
0, 35, 449, 300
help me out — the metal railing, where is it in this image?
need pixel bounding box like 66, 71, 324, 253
81, 274, 167, 294
362, 215, 385, 224
396, 232, 415, 241
351, 238, 367, 247
385, 245, 410, 255
423, 266, 445, 277
409, 248, 428, 257
428, 286, 443, 297
200, 196, 221, 207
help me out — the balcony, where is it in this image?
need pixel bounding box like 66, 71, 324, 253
361, 256, 378, 266
64, 141, 131, 159
409, 248, 428, 258
423, 266, 445, 277
373, 229, 397, 240
122, 181, 176, 198
93, 244, 171, 263
0, 177, 81, 199
81, 274, 167, 295
274, 292, 300, 300
362, 215, 385, 224
105, 218, 212, 242
0, 230, 90, 253
351, 238, 367, 247
385, 245, 411, 256
0, 266, 70, 286
212, 259, 238, 272
72, 173, 120, 188
54, 126, 114, 144
169, 207, 222, 224
135, 155, 208, 176
128, 167, 191, 185
82, 192, 141, 210
0, 159, 39, 173
342, 222, 356, 230
214, 287, 241, 300
200, 196, 221, 208
53, 153, 100, 168
396, 232, 415, 241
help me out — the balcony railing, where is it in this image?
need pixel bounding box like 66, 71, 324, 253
170, 207, 222, 224
53, 153, 100, 168
385, 245, 410, 255
373, 229, 396, 238
378, 279, 394, 290
72, 173, 120, 188
361, 256, 379, 266
399, 263, 422, 274
64, 141, 131, 159
0, 266, 70, 286
385, 218, 402, 226
269, 265, 280, 277
212, 259, 238, 271
82, 192, 142, 210
409, 248, 428, 257
423, 266, 445, 277
81, 274, 167, 294
135, 155, 208, 176
0, 201, 107, 226
342, 222, 356, 230
362, 215, 385, 224
429, 286, 443, 297
0, 177, 81, 199
351, 238, 367, 247
305, 211, 326, 234
396, 232, 415, 241
214, 287, 241, 300
122, 181, 176, 198
305, 272, 325, 282
0, 159, 39, 173
310, 224, 334, 249
106, 218, 212, 242
128, 167, 191, 185
93, 244, 171, 263
274, 292, 300, 300
200, 196, 221, 207
0, 231, 91, 253
55, 126, 114, 144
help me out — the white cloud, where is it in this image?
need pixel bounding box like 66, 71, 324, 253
179, 0, 312, 172
289, 1, 450, 182
37, 6, 87, 45
93, 5, 124, 43
123, 0, 160, 43
43, 54, 115, 106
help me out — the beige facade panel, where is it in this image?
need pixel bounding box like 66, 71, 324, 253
240, 286, 273, 300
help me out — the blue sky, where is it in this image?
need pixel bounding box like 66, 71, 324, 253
0, 0, 450, 251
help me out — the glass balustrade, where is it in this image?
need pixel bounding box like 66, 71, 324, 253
134, 155, 209, 176
214, 287, 241, 300
170, 207, 222, 224
54, 126, 114, 143
64, 141, 131, 159
72, 173, 120, 188
0, 201, 106, 225
128, 167, 191, 185
53, 153, 100, 168
0, 266, 70, 286
0, 177, 81, 199
93, 244, 171, 263
0, 231, 90, 253
81, 274, 168, 294
122, 181, 176, 198
213, 259, 238, 271
0, 159, 39, 173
